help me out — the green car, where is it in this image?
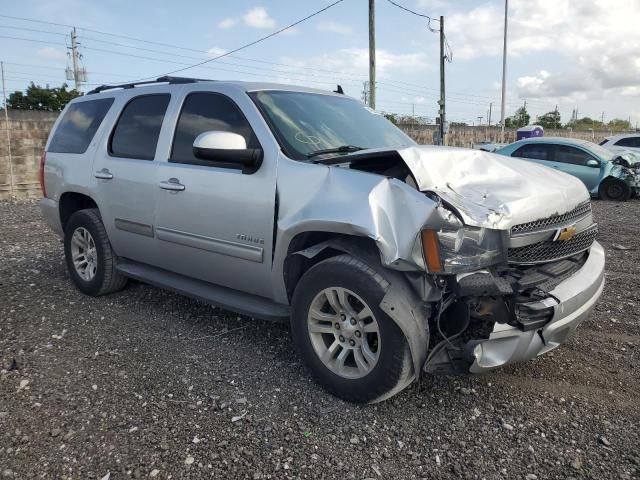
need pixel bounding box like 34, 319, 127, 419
495, 137, 640, 201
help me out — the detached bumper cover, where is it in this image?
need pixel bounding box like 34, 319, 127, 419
468, 241, 605, 373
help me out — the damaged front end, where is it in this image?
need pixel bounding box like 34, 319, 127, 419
420, 199, 605, 376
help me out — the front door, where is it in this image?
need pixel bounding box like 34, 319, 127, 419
552, 145, 602, 192
154, 90, 277, 298
92, 92, 171, 266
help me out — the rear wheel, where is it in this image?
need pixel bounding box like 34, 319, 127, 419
64, 209, 127, 296
291, 254, 413, 403
599, 178, 631, 201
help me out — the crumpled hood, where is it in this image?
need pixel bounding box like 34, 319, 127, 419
396, 145, 590, 229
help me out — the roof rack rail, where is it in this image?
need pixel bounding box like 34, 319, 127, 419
86, 76, 212, 95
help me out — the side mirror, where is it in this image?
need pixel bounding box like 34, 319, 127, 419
193, 131, 263, 173
586, 159, 600, 168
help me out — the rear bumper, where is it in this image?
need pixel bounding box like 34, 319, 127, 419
40, 197, 63, 237
468, 241, 605, 373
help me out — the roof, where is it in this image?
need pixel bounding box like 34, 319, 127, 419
512, 136, 593, 146
85, 75, 342, 97
604, 133, 640, 141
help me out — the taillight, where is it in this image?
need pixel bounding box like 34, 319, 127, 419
39, 152, 47, 198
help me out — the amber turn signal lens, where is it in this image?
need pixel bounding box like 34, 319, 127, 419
421, 229, 442, 273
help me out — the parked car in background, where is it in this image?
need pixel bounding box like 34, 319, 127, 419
40, 77, 605, 403
496, 137, 640, 201
600, 133, 640, 154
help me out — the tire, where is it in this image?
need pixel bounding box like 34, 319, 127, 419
63, 208, 127, 296
291, 254, 413, 403
599, 178, 631, 201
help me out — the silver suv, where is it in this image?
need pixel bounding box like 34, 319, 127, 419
40, 76, 605, 403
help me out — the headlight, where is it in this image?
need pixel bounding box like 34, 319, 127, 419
421, 226, 506, 274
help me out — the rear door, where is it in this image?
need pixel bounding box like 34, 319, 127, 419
511, 143, 556, 169
92, 91, 172, 265
153, 87, 278, 298
552, 145, 602, 191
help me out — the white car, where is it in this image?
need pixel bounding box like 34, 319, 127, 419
599, 133, 640, 153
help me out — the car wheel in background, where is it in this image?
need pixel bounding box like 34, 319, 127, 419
291, 254, 413, 403
64, 208, 128, 296
599, 178, 631, 201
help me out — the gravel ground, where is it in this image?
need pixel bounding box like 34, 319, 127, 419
1, 200, 639, 480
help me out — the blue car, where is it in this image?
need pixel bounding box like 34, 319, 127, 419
495, 137, 640, 201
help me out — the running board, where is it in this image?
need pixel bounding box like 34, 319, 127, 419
116, 262, 290, 322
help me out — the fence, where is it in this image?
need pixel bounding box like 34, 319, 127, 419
0, 110, 630, 200
0, 109, 58, 200
398, 124, 618, 148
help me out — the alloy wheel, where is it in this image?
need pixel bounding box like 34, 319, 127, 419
307, 286, 381, 379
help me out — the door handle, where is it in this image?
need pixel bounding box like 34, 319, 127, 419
159, 178, 185, 191
95, 168, 113, 180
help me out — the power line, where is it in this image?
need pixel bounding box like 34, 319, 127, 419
385, 0, 439, 31
124, 0, 346, 82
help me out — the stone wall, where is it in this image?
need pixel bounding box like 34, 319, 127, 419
0, 109, 629, 200
0, 109, 59, 200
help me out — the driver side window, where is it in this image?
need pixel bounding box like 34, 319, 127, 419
554, 145, 596, 166
170, 92, 259, 165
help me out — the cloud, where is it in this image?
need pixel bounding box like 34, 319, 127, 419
443, 0, 640, 101
37, 47, 67, 61
317, 21, 353, 35
207, 47, 227, 57
218, 18, 236, 29
243, 7, 276, 29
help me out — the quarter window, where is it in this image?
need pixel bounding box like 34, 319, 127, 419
554, 146, 595, 166
170, 92, 258, 164
110, 94, 170, 160
512, 144, 553, 160
48, 98, 114, 154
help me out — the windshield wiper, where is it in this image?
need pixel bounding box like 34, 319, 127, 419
306, 145, 364, 159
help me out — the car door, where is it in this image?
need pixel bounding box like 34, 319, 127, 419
153, 87, 278, 298
552, 145, 602, 191
92, 91, 171, 265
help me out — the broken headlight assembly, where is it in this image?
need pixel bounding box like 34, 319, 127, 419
421, 226, 506, 274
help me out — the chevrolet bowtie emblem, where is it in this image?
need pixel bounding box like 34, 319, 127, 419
556, 226, 578, 242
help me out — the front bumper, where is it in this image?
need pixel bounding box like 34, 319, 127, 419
468, 241, 605, 373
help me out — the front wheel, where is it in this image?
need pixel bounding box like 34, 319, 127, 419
599, 178, 631, 201
290, 254, 413, 403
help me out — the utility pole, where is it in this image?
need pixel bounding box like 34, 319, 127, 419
70, 28, 80, 91
368, 0, 376, 111
361, 81, 369, 106
601, 111, 605, 126
500, 0, 508, 143
1, 61, 14, 197
488, 102, 493, 127
477, 115, 483, 126
439, 15, 446, 145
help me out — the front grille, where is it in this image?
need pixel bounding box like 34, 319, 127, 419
508, 224, 598, 264
511, 201, 592, 236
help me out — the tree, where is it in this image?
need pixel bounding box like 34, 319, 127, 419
7, 82, 82, 111
537, 110, 562, 129
566, 117, 604, 131
504, 105, 530, 129
607, 118, 632, 131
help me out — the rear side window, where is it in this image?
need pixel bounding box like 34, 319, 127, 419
48, 98, 114, 154
110, 94, 170, 160
614, 137, 640, 148
512, 144, 553, 160
170, 92, 258, 164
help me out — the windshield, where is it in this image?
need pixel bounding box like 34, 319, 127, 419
251, 90, 415, 160
587, 142, 619, 161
